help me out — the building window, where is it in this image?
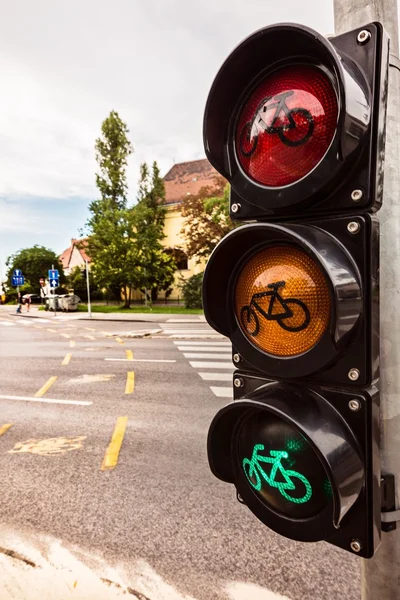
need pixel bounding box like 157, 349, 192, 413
166, 248, 188, 270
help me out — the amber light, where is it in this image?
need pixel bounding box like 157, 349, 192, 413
235, 246, 331, 357
235, 64, 338, 187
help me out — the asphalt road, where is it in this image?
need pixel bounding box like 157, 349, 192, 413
0, 307, 360, 600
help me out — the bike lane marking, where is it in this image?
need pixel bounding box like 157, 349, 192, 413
125, 350, 133, 361
125, 372, 135, 394
84, 335, 96, 341
34, 376, 58, 398
101, 416, 128, 471
0, 424, 13, 437
61, 353, 72, 366
61, 333, 71, 339
115, 337, 124, 344
70, 340, 75, 348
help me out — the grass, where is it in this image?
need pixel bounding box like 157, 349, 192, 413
76, 304, 203, 314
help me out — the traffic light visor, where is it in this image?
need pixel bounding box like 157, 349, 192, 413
235, 246, 331, 357
236, 65, 338, 187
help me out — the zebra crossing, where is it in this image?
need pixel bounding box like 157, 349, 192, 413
173, 340, 234, 399
158, 321, 225, 338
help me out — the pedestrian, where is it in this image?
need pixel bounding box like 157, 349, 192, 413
23, 294, 32, 312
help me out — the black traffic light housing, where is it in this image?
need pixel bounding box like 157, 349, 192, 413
204, 22, 389, 220
202, 21, 388, 559
208, 376, 380, 558
203, 214, 379, 387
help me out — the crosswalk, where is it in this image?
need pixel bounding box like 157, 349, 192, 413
158, 323, 224, 338
173, 340, 233, 399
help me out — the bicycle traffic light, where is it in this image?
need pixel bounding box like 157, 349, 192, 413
202, 22, 388, 558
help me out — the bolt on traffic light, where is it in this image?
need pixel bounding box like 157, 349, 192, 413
202, 22, 388, 558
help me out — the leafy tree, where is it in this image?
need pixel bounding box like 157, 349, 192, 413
180, 176, 235, 261
67, 266, 102, 302
180, 272, 203, 309
5, 246, 66, 291
85, 110, 138, 307
133, 161, 176, 301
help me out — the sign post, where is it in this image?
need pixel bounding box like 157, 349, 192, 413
11, 269, 24, 313
48, 266, 59, 317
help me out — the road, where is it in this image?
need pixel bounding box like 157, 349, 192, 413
0, 306, 360, 600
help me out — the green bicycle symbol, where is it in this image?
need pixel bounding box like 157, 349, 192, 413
242, 444, 312, 504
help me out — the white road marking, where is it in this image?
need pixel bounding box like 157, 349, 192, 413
165, 319, 204, 323
169, 334, 224, 338
183, 352, 232, 359
199, 372, 232, 381
210, 386, 232, 398
161, 329, 217, 334
177, 346, 231, 352
173, 341, 230, 346
105, 358, 176, 363
189, 361, 234, 369
0, 394, 92, 406
0, 321, 15, 326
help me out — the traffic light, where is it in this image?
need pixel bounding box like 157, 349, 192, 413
202, 22, 388, 558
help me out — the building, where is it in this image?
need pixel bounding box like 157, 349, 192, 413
59, 238, 91, 276
161, 158, 220, 299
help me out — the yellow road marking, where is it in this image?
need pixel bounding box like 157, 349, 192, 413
34, 376, 58, 398
61, 333, 71, 339
62, 353, 72, 365
34, 325, 42, 329
115, 337, 124, 344
101, 416, 128, 471
85, 335, 96, 340
9, 436, 86, 455
70, 340, 75, 348
125, 350, 133, 361
101, 331, 113, 337
47, 328, 57, 333
125, 371, 135, 394
0, 424, 13, 437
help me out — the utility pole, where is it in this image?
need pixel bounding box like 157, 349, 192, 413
334, 1, 400, 598
85, 260, 92, 319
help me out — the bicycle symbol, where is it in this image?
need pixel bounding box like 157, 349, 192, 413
242, 444, 312, 504
240, 281, 310, 337
239, 90, 314, 158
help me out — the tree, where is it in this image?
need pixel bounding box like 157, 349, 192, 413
67, 266, 102, 302
5, 246, 66, 291
85, 111, 138, 307
133, 161, 176, 302
180, 176, 235, 261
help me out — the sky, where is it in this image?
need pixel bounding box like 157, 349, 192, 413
0, 0, 397, 279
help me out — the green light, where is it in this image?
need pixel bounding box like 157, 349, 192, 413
242, 444, 312, 504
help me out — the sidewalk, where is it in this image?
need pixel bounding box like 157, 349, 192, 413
1, 305, 206, 324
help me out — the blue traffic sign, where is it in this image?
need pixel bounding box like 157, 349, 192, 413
49, 278, 59, 288
48, 269, 59, 279
13, 268, 23, 277
12, 276, 25, 287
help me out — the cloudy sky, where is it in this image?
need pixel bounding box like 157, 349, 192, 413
0, 0, 393, 277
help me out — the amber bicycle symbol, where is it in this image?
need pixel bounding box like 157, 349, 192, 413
240, 281, 310, 336
239, 90, 314, 157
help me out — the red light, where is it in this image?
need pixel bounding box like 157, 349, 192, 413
235, 65, 338, 187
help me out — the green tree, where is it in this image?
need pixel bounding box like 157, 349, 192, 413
67, 266, 102, 302
180, 176, 235, 261
85, 110, 138, 307
5, 246, 66, 291
180, 272, 203, 309
133, 161, 176, 302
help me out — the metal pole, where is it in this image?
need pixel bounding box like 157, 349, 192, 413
52, 263, 57, 318
334, 2, 400, 598
85, 260, 91, 318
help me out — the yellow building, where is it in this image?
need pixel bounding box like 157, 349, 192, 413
161, 158, 220, 301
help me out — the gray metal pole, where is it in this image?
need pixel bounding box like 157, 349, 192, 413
334, 2, 400, 598
85, 260, 92, 319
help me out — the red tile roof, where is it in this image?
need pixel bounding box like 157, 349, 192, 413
163, 159, 221, 205
59, 238, 91, 270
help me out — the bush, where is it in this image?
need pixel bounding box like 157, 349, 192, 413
180, 272, 203, 309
